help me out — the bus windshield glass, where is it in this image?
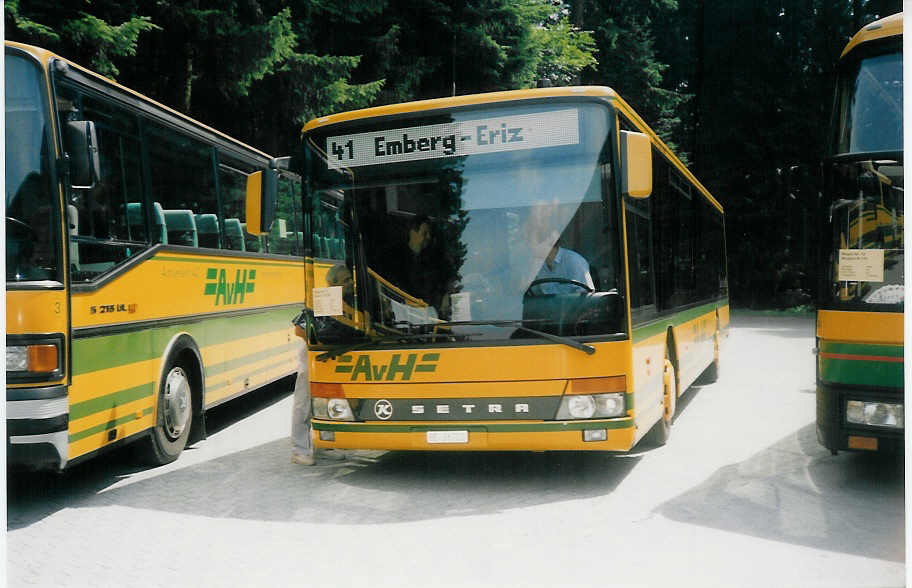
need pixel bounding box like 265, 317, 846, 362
834, 46, 903, 155
5, 53, 60, 282
304, 101, 625, 344
825, 160, 904, 309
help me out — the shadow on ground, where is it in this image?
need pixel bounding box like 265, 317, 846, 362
55, 447, 641, 525
656, 422, 904, 562
7, 377, 293, 530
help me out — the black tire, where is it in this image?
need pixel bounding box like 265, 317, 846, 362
137, 357, 195, 465
643, 359, 677, 446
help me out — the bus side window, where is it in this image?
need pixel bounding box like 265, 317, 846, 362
146, 120, 218, 249
61, 85, 147, 281
218, 157, 259, 252
625, 195, 655, 314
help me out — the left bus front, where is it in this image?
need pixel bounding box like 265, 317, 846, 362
6, 46, 70, 470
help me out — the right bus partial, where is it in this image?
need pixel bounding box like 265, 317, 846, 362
816, 12, 903, 454
248, 86, 729, 453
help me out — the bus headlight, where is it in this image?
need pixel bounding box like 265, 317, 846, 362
846, 400, 903, 429
313, 398, 329, 419
595, 393, 626, 417
557, 393, 625, 420
6, 342, 60, 374
312, 397, 355, 421
327, 398, 355, 421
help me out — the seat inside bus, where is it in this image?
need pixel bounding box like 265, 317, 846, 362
163, 209, 198, 247
194, 213, 220, 248
224, 218, 245, 251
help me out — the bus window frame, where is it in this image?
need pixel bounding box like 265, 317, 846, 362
6, 47, 66, 288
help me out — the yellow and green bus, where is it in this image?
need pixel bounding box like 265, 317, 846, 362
6, 42, 306, 470
261, 86, 728, 452
816, 12, 903, 454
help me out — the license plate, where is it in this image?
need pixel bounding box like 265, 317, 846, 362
426, 430, 469, 444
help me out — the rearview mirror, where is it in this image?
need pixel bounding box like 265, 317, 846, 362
621, 131, 652, 199
245, 166, 278, 235
65, 120, 101, 189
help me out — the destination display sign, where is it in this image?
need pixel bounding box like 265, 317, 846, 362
325, 108, 579, 169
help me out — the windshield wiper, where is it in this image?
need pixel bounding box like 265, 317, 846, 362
433, 320, 596, 355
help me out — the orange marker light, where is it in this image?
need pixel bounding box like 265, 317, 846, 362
311, 382, 345, 398
567, 376, 626, 395
28, 344, 58, 372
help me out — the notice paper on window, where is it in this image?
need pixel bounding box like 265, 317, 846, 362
313, 286, 343, 317
838, 249, 884, 282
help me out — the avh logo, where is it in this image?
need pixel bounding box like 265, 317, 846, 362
204, 268, 256, 305
335, 353, 439, 381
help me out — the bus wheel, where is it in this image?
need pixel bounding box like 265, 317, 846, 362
645, 359, 677, 446
138, 359, 194, 465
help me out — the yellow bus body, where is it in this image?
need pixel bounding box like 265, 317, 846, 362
303, 87, 728, 452
6, 42, 305, 470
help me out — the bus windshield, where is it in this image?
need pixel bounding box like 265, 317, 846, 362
825, 160, 904, 309
834, 46, 903, 156
304, 101, 625, 344
5, 52, 60, 282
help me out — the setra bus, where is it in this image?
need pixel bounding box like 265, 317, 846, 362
815, 13, 904, 454
257, 86, 729, 452
6, 41, 306, 470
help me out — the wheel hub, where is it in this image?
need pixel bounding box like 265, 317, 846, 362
162, 367, 192, 440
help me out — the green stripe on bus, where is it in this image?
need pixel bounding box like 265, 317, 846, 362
818, 340, 904, 389
632, 300, 724, 343
819, 341, 903, 358
73, 308, 297, 376
204, 341, 296, 378
313, 418, 633, 433
205, 356, 297, 397
152, 256, 300, 269
69, 407, 154, 443
70, 382, 155, 421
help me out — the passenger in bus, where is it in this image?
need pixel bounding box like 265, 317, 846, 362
326, 263, 355, 306
378, 214, 450, 315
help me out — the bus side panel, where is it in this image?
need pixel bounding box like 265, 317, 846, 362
631, 326, 668, 445
67, 252, 304, 462
664, 302, 720, 392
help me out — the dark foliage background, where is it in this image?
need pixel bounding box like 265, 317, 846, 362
6, 0, 902, 308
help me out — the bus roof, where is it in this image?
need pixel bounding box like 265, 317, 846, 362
302, 86, 722, 213
841, 12, 903, 59
302, 86, 621, 132
5, 41, 273, 160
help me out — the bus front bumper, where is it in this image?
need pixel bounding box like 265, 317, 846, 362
312, 418, 637, 452
816, 383, 904, 454
7, 385, 69, 470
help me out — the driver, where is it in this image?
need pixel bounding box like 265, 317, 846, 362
524, 200, 594, 295
533, 243, 594, 295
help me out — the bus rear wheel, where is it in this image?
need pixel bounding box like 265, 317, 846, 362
138, 359, 194, 465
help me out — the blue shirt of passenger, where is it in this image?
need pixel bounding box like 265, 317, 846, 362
533, 247, 594, 294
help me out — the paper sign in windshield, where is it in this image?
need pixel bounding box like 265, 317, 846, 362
326, 109, 579, 169
313, 286, 343, 317
838, 249, 884, 282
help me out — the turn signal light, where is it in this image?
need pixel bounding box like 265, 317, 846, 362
29, 345, 59, 372
311, 382, 345, 398
567, 376, 626, 395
